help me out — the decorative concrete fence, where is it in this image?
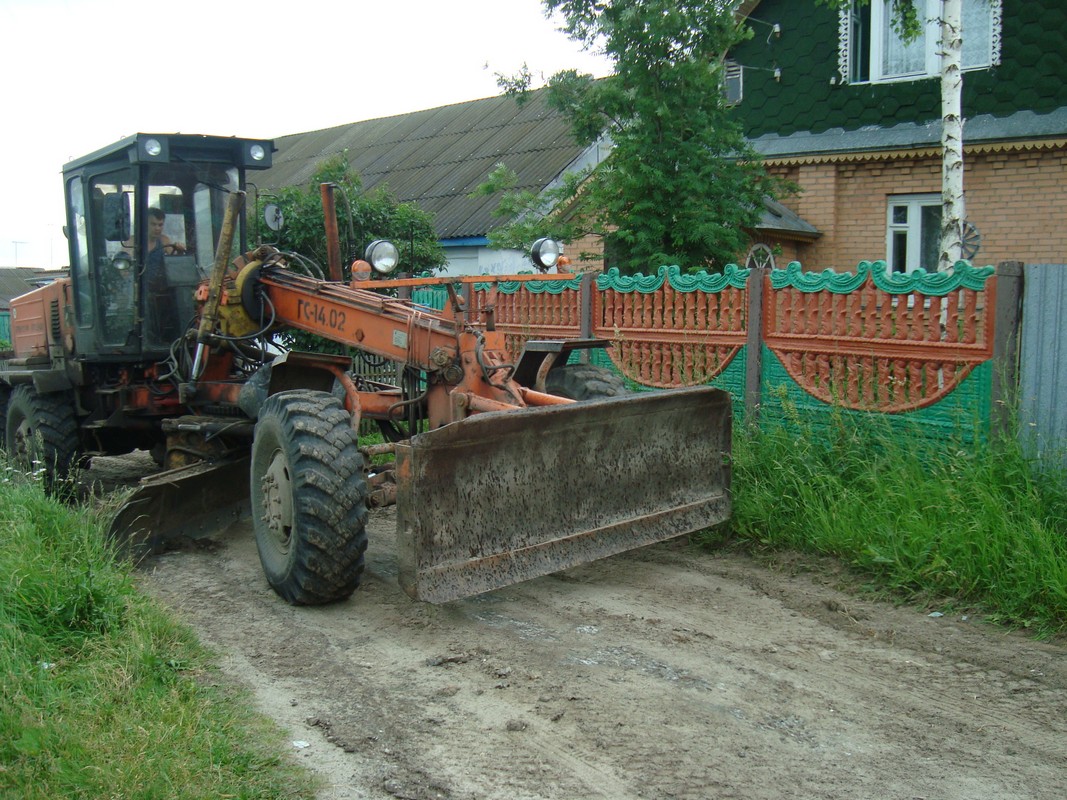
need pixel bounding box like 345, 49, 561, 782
453, 260, 1019, 442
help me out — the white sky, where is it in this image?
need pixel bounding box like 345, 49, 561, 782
0, 0, 612, 269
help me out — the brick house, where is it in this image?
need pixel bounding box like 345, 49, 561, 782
729, 0, 1067, 271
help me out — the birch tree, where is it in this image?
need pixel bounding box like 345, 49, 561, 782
938, 0, 965, 271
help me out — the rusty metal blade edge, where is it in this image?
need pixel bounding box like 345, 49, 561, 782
108, 456, 251, 560
401, 492, 729, 604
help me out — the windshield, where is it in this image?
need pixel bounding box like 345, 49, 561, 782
140, 164, 241, 349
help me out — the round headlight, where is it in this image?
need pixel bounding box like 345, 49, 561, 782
144, 138, 163, 157
365, 239, 400, 274
530, 237, 563, 271
112, 251, 133, 272
249, 144, 266, 162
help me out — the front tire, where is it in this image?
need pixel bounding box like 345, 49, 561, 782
251, 390, 369, 605
545, 363, 628, 401
4, 384, 79, 493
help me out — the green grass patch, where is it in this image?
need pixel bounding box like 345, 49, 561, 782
709, 404, 1067, 638
0, 469, 316, 799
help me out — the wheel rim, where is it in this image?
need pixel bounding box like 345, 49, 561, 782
260, 448, 294, 554
11, 415, 38, 469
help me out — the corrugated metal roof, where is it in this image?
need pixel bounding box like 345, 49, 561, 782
261, 89, 588, 240
0, 268, 49, 308
261, 83, 820, 243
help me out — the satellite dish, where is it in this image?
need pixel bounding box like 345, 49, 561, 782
745, 243, 776, 270
960, 220, 981, 260
263, 203, 284, 232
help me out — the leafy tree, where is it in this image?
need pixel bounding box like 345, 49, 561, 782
262, 154, 445, 278
258, 154, 446, 354
479, 0, 787, 274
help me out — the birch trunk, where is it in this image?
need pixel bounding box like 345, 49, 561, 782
939, 0, 965, 271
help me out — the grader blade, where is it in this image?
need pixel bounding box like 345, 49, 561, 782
396, 386, 731, 603
108, 457, 251, 558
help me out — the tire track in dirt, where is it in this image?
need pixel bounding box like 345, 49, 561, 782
141, 507, 1067, 800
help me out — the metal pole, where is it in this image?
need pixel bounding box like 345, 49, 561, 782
191, 191, 245, 379
321, 183, 343, 282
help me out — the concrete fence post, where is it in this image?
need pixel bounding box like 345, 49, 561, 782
744, 266, 768, 423
579, 272, 595, 339
578, 272, 596, 363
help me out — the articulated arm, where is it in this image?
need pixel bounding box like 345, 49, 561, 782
242, 262, 570, 428
257, 265, 471, 369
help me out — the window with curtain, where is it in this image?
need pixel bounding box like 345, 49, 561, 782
839, 0, 1001, 85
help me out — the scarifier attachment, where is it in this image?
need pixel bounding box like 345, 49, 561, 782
108, 457, 251, 558
396, 386, 731, 603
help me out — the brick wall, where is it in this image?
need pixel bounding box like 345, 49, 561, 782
563, 232, 606, 273
768, 144, 1067, 271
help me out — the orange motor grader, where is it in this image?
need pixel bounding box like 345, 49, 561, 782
0, 133, 731, 604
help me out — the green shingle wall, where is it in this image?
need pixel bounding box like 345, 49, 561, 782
731, 0, 1067, 138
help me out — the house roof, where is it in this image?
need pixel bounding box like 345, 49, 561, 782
261, 89, 589, 241
754, 197, 820, 240
262, 73, 819, 243
0, 268, 47, 309
750, 107, 1067, 163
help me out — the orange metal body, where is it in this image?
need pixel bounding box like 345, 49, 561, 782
9, 278, 73, 359
258, 268, 571, 429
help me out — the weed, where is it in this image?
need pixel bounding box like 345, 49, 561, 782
704, 408, 1067, 638
0, 465, 316, 799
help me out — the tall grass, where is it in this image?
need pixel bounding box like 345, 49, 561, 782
718, 404, 1067, 638
0, 468, 315, 799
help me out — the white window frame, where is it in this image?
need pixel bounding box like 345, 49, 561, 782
886, 193, 942, 274
839, 0, 1002, 85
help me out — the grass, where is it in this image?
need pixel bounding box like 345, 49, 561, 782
0, 467, 317, 800
707, 403, 1067, 638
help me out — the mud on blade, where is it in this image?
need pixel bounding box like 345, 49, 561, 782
108, 457, 250, 558
396, 386, 731, 603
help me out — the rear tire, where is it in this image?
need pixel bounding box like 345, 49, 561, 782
545, 363, 628, 401
251, 390, 369, 605
4, 384, 80, 493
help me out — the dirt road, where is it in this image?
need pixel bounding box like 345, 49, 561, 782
133, 503, 1067, 800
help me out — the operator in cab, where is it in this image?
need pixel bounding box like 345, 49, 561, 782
121, 206, 186, 265
121, 206, 188, 341
142, 207, 186, 267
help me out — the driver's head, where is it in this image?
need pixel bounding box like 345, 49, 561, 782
147, 207, 165, 237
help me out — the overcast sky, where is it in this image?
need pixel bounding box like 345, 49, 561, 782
0, 0, 612, 269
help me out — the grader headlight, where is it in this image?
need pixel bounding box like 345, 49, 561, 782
530, 237, 564, 272
366, 240, 400, 274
